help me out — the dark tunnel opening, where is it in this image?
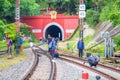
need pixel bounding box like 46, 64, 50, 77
45, 25, 62, 40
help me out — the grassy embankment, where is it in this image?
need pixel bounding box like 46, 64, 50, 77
57, 25, 106, 58
0, 40, 39, 70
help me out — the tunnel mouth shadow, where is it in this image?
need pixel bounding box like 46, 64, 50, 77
45, 25, 62, 40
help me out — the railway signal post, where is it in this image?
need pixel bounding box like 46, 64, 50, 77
79, 0, 86, 40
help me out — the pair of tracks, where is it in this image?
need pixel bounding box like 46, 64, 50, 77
23, 46, 56, 80
0, 50, 8, 55
0, 46, 31, 56
60, 55, 120, 80
25, 46, 120, 80
1, 45, 119, 80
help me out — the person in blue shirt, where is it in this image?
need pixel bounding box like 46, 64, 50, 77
77, 38, 85, 58
51, 38, 56, 59
47, 34, 52, 52
19, 36, 24, 52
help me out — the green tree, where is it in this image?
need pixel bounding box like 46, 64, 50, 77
0, 0, 15, 23
0, 0, 40, 23
4, 23, 17, 40
109, 0, 120, 26
86, 9, 99, 27
99, 0, 120, 26
0, 20, 6, 40
20, 0, 40, 16
113, 36, 120, 51
100, 5, 112, 22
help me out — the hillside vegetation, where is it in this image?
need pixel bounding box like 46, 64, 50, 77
0, 0, 120, 53
0, 0, 120, 26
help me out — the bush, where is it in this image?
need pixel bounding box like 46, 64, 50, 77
86, 9, 100, 27
100, 0, 120, 26
20, 24, 39, 43
109, 12, 120, 26
113, 36, 120, 51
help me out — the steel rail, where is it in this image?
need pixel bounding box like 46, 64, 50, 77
22, 47, 39, 80
61, 54, 120, 74
34, 46, 56, 80
59, 56, 117, 80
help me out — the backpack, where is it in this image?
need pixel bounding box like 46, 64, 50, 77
94, 56, 100, 63
9, 40, 12, 46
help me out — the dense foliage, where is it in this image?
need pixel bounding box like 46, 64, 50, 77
0, 20, 16, 40
0, 0, 40, 23
0, 0, 15, 22
86, 9, 99, 27
0, 0, 40, 41
37, 0, 120, 27
37, 0, 78, 15
0, 20, 6, 40
113, 36, 120, 51
20, 0, 40, 16
0, 0, 119, 26
99, 0, 120, 26
0, 0, 120, 42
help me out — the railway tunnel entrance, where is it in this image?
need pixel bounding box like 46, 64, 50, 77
43, 22, 64, 40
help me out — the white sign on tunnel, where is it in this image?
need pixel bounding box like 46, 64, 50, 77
66, 29, 75, 33
32, 29, 41, 33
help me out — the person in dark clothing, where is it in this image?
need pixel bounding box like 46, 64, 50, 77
19, 36, 23, 52
86, 53, 100, 67
77, 38, 85, 58
47, 34, 52, 44
6, 38, 12, 54
47, 34, 52, 52
51, 38, 56, 59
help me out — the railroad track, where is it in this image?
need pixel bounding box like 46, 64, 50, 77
0, 45, 36, 56
23, 45, 56, 80
0, 46, 30, 56
38, 47, 118, 80
60, 54, 120, 80
0, 50, 7, 55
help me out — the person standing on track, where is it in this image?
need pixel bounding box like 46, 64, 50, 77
47, 34, 52, 56
6, 37, 12, 54
47, 34, 52, 51
51, 38, 56, 59
77, 38, 85, 58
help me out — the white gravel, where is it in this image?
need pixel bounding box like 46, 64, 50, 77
55, 59, 107, 80
0, 48, 35, 80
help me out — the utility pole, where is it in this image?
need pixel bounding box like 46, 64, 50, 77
15, 0, 21, 54
15, 0, 20, 32
79, 0, 86, 40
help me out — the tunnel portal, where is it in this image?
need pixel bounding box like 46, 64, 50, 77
45, 25, 62, 40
